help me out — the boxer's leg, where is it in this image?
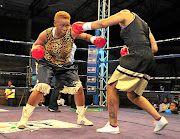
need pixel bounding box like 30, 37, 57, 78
17, 83, 51, 129
127, 91, 168, 132
59, 64, 93, 126
96, 82, 120, 134
17, 63, 52, 129
74, 86, 93, 126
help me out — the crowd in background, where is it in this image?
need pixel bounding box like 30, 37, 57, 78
153, 94, 180, 114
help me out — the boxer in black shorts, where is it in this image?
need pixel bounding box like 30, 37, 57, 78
17, 11, 106, 129
72, 9, 168, 134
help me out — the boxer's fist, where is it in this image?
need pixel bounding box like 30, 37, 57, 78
120, 47, 128, 56
72, 22, 85, 34
31, 45, 45, 59
91, 36, 106, 48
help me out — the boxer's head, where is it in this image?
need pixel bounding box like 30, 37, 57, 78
54, 11, 71, 21
54, 11, 71, 36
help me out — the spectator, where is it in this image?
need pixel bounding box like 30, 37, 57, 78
4, 81, 16, 106
159, 98, 170, 113
164, 102, 178, 114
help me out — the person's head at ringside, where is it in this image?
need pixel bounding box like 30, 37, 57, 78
8, 81, 12, 86
170, 102, 178, 113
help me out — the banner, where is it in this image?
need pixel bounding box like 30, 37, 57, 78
86, 45, 98, 95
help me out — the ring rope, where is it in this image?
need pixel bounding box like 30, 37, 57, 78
78, 75, 87, 77
1, 52, 179, 61
98, 76, 180, 80
106, 37, 180, 50
155, 54, 180, 59
0, 71, 33, 75
0, 39, 33, 45
74, 60, 87, 63
156, 37, 180, 43
0, 39, 88, 51
150, 77, 180, 80
0, 86, 31, 90
0, 86, 89, 91
99, 54, 180, 63
1, 71, 179, 80
98, 89, 180, 94
104, 45, 125, 50
1, 37, 179, 49
1, 79, 179, 93
0, 53, 87, 63
0, 71, 86, 77
76, 48, 88, 51
0, 53, 32, 58
144, 90, 180, 94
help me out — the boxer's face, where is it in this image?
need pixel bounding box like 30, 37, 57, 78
54, 18, 70, 36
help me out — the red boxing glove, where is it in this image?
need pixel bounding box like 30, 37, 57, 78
72, 22, 85, 34
120, 47, 128, 56
31, 45, 45, 59
91, 36, 106, 48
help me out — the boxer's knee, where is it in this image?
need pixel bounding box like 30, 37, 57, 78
127, 91, 140, 101
32, 83, 51, 96
107, 81, 117, 91
60, 80, 82, 95
77, 86, 84, 93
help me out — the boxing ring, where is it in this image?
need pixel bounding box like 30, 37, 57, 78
0, 37, 180, 138
0, 104, 180, 138
1, 37, 180, 106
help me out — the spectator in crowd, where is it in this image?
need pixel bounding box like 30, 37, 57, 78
4, 81, 16, 106
164, 102, 178, 114
159, 97, 170, 113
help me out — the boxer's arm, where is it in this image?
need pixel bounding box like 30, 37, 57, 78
149, 29, 158, 53
91, 12, 127, 29
31, 30, 47, 59
74, 33, 92, 42
72, 11, 131, 34
32, 30, 47, 47
74, 33, 106, 48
